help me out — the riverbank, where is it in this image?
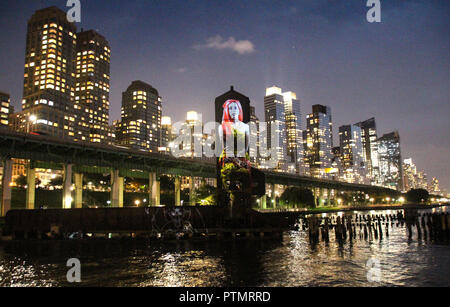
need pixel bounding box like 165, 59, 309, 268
258, 203, 449, 215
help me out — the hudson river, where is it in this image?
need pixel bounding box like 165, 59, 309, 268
0, 207, 449, 287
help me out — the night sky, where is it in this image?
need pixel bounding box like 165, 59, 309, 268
0, 0, 448, 191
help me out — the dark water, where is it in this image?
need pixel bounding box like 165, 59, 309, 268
0, 207, 449, 287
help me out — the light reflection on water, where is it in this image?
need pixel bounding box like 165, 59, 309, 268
0, 207, 449, 287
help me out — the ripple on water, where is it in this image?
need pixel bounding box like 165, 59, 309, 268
0, 208, 449, 287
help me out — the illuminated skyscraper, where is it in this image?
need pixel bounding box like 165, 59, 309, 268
378, 131, 404, 191
116, 81, 162, 152
20, 7, 88, 140
283, 91, 303, 174
159, 116, 173, 154
339, 124, 366, 184
263, 86, 287, 171
75, 30, 111, 144
403, 158, 430, 191
430, 178, 441, 195
403, 158, 417, 191
417, 171, 428, 191
356, 118, 380, 184
331, 146, 342, 181
0, 92, 10, 127
249, 105, 260, 166
183, 111, 206, 159
303, 105, 333, 178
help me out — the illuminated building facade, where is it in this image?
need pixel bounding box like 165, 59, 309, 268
184, 111, 202, 158
263, 86, 287, 171
181, 111, 214, 161
283, 91, 304, 174
116, 81, 162, 152
0, 92, 10, 127
249, 105, 260, 166
402, 158, 429, 191
378, 131, 404, 191
159, 116, 173, 154
303, 105, 333, 178
339, 124, 366, 184
330, 146, 342, 181
403, 158, 417, 191
429, 178, 441, 195
75, 30, 111, 144
416, 172, 428, 191
20, 7, 88, 140
356, 118, 380, 184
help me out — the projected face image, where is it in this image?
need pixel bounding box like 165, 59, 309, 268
228, 102, 240, 121
222, 99, 243, 126
219, 99, 250, 159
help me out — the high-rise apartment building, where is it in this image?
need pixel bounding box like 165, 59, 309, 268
159, 116, 173, 154
403, 158, 417, 191
416, 172, 428, 191
13, 7, 111, 143
331, 146, 342, 181
402, 158, 428, 191
75, 30, 111, 144
249, 106, 260, 166
20, 7, 89, 140
185, 111, 203, 158
303, 105, 333, 178
283, 91, 303, 174
263, 87, 287, 171
339, 124, 366, 184
262, 86, 303, 173
430, 178, 441, 195
356, 118, 380, 184
0, 92, 10, 127
378, 131, 403, 191
116, 81, 162, 152
171, 111, 215, 161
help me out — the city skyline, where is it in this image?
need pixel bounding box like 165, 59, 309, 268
0, 1, 448, 191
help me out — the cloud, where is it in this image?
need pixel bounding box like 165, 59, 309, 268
194, 36, 255, 55
175, 67, 188, 73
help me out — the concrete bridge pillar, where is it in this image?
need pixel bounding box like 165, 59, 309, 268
1, 158, 13, 217
110, 169, 124, 208
261, 195, 267, 209
189, 177, 195, 206
26, 165, 36, 210
312, 187, 318, 207
74, 173, 83, 209
175, 176, 181, 206
326, 188, 331, 206
270, 183, 276, 208
149, 172, 160, 207
330, 189, 337, 206
318, 188, 324, 207
63, 164, 73, 209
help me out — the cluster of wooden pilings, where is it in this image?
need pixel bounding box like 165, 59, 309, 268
301, 211, 450, 244
404, 212, 450, 241
1, 207, 292, 241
